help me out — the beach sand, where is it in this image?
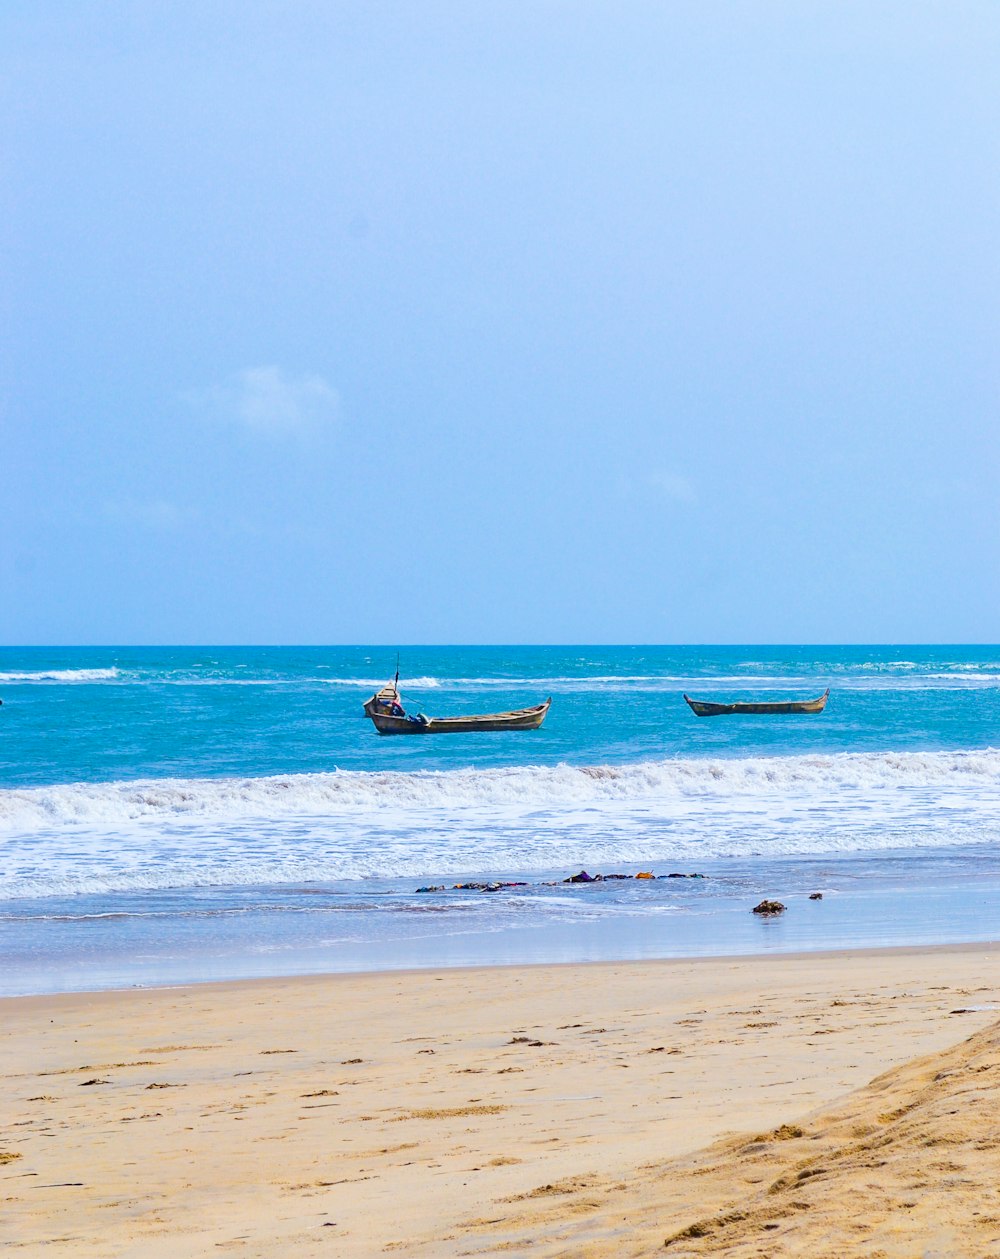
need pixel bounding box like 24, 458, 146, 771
3, 946, 1000, 1256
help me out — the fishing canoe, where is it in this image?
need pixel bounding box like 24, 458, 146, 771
364, 683, 551, 735
683, 688, 830, 717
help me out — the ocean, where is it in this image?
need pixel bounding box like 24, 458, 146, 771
3, 645, 1000, 995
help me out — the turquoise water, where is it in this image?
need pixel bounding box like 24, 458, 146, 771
2, 645, 1000, 993
4, 645, 999, 788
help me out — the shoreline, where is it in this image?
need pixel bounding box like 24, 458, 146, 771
5, 945, 1000, 1255
10, 843, 1000, 998
4, 935, 1000, 1006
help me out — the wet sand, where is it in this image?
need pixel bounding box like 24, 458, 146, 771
3, 946, 1000, 1256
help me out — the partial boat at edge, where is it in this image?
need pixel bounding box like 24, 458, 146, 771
683, 688, 830, 717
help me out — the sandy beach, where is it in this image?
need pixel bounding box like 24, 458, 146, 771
3, 946, 1000, 1256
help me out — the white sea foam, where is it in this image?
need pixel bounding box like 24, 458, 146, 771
3, 777, 1000, 899
2, 748, 999, 832
318, 675, 442, 688
272, 670, 1000, 692
4, 749, 1000, 898
6, 667, 998, 692
0, 667, 120, 683
306, 672, 1000, 693
926, 672, 1000, 683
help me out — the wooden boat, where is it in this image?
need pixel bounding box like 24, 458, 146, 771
683, 688, 830, 717
364, 680, 551, 735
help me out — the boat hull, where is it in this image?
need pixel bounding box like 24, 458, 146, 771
683, 688, 830, 717
364, 697, 551, 735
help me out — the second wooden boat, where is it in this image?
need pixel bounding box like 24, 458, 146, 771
683, 688, 830, 717
364, 680, 551, 735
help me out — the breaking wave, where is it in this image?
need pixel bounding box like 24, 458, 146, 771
4, 667, 999, 692
0, 667, 120, 683
2, 747, 999, 832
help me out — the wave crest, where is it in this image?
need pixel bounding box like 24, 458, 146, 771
3, 748, 999, 832
0, 667, 120, 683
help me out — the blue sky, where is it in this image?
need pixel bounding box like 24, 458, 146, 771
3, 1, 998, 643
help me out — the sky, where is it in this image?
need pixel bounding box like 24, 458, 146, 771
2, 1, 999, 644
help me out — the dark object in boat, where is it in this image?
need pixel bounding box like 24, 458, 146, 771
364, 680, 550, 735
752, 899, 786, 915
683, 688, 830, 717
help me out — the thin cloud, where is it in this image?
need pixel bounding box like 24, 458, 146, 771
647, 471, 699, 505
186, 366, 339, 438
103, 498, 201, 531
